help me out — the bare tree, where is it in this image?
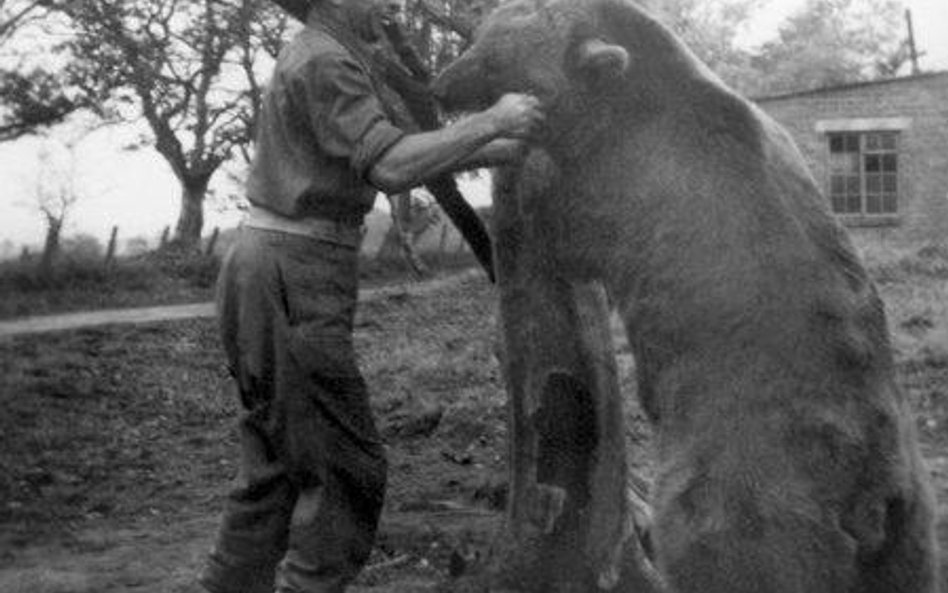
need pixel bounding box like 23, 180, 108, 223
0, 0, 86, 140
32, 141, 80, 278
382, 191, 441, 277
752, 0, 906, 95
0, 0, 59, 45
402, 0, 499, 70
43, 0, 290, 249
232, 0, 293, 164
650, 0, 761, 94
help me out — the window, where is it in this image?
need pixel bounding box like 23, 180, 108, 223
827, 131, 899, 216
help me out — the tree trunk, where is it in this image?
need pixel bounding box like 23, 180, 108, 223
104, 225, 118, 269
383, 193, 430, 278
173, 178, 208, 249
205, 226, 220, 256
39, 216, 63, 280
475, 158, 665, 593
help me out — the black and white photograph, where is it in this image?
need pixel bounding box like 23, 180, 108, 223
1, 0, 946, 591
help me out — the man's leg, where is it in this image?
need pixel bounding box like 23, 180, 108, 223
271, 234, 387, 593
200, 415, 295, 593
200, 229, 298, 593
275, 440, 386, 593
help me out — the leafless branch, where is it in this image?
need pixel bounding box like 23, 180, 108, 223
414, 0, 473, 41
0, 0, 49, 42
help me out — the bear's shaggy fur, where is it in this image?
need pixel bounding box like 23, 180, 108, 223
434, 0, 940, 591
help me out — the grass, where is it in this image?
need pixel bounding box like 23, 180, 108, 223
0, 242, 945, 591
0, 251, 219, 320
860, 242, 948, 444
0, 323, 234, 535
0, 248, 484, 320
0, 274, 511, 588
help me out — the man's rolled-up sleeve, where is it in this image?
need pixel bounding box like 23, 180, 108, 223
303, 53, 406, 180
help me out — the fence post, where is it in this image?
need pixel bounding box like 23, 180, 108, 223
104, 225, 119, 269
205, 227, 220, 256
159, 226, 170, 249
438, 223, 449, 267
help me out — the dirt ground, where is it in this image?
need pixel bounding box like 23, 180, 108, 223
1, 263, 947, 592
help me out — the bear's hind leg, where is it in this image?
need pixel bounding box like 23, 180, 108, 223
853, 491, 940, 593
655, 493, 862, 593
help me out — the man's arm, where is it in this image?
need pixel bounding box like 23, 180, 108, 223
367, 93, 542, 195
456, 138, 528, 171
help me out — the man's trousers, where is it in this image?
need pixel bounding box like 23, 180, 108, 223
200, 227, 386, 593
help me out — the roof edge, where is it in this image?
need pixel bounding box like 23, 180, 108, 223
753, 70, 948, 103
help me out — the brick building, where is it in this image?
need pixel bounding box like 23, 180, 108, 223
756, 71, 948, 246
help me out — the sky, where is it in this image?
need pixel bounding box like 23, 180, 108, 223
0, 0, 946, 255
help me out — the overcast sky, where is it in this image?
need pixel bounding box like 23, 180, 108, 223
1, 0, 946, 253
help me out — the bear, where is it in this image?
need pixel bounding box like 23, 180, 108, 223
433, 0, 941, 592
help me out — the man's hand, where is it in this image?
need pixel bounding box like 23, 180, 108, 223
369, 94, 541, 194
488, 93, 545, 140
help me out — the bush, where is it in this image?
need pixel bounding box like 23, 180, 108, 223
916, 243, 948, 262
0, 256, 157, 294
869, 243, 948, 284
0, 246, 220, 318
358, 250, 482, 287
61, 234, 105, 265
143, 247, 221, 289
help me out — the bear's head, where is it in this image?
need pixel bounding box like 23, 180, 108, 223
434, 0, 633, 108
434, 0, 714, 152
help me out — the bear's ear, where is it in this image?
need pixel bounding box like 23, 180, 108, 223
575, 38, 630, 80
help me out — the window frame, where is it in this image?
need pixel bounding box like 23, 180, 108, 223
816, 117, 911, 227
826, 130, 900, 219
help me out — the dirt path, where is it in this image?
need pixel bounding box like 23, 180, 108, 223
2, 266, 944, 593
0, 511, 500, 593
0, 270, 500, 593
0, 271, 483, 338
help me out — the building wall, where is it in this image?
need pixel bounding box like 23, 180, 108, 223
756, 73, 948, 247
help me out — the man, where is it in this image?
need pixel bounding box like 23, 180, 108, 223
197, 0, 544, 592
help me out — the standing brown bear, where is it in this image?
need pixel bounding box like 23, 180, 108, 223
434, 0, 941, 592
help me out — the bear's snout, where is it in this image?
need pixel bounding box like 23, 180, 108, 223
432, 56, 494, 113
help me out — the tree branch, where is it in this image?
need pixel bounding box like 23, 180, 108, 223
415, 0, 473, 42
0, 0, 49, 41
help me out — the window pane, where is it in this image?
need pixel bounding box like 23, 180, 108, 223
831, 176, 846, 195
866, 194, 882, 213
865, 154, 881, 172
847, 195, 862, 213
830, 152, 859, 173
847, 176, 861, 195
866, 134, 880, 151
883, 194, 897, 213
829, 135, 844, 153
866, 174, 881, 193
880, 133, 897, 150
832, 195, 848, 212
829, 133, 859, 153
882, 154, 897, 172
883, 174, 897, 193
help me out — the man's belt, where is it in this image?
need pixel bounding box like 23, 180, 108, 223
245, 205, 363, 248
